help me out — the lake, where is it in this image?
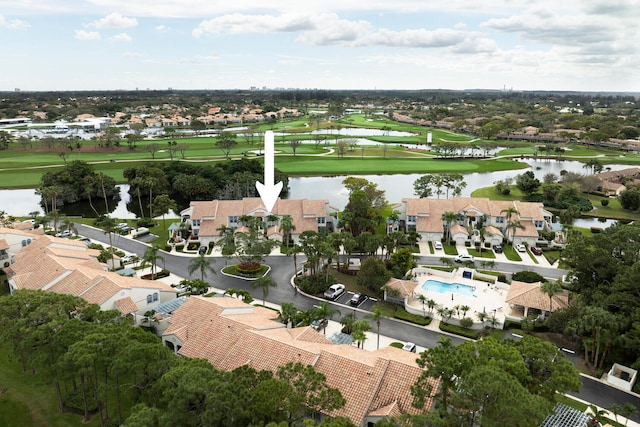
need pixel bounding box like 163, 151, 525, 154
0, 159, 632, 226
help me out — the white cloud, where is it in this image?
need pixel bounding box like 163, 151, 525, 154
109, 32, 132, 42
193, 13, 318, 37
0, 14, 30, 29
123, 51, 144, 57
155, 24, 169, 31
74, 30, 101, 40
85, 12, 138, 29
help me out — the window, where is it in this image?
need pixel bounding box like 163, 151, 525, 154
407, 216, 416, 223
496, 216, 505, 224
317, 217, 326, 225
153, 293, 158, 302
229, 216, 239, 223
192, 219, 201, 227
534, 220, 543, 228
146, 295, 152, 304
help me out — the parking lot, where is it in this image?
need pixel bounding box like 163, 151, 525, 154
329, 290, 377, 311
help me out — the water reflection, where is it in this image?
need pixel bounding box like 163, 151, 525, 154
0, 160, 633, 220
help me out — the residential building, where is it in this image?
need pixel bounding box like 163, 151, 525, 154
594, 167, 640, 196
0, 227, 44, 267
162, 296, 438, 426
3, 234, 178, 319
180, 197, 339, 247
396, 197, 553, 246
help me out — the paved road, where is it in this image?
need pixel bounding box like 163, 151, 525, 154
75, 224, 640, 420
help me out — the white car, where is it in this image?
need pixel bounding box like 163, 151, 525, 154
516, 244, 527, 253
120, 255, 138, 264
55, 230, 72, 237
323, 284, 346, 300
454, 254, 475, 263
433, 241, 443, 250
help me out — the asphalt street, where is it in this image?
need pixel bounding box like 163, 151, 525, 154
75, 223, 640, 421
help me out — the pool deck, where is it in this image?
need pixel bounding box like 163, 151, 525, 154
408, 268, 513, 326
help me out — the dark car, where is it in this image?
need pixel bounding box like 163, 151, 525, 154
350, 293, 367, 306
530, 247, 543, 255
493, 244, 503, 253
198, 246, 208, 255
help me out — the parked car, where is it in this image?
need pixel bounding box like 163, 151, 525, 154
55, 230, 72, 237
492, 244, 503, 253
516, 244, 526, 253
323, 284, 345, 300
530, 246, 543, 255
454, 254, 475, 263
120, 254, 138, 264
198, 246, 208, 255
350, 293, 367, 306
402, 342, 417, 353
433, 241, 443, 250
311, 318, 328, 331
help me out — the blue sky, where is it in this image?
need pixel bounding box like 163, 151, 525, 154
1, 0, 638, 92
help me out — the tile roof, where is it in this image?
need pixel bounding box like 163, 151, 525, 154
115, 296, 139, 315
384, 277, 417, 297
163, 296, 437, 425
506, 281, 569, 312
6, 235, 176, 309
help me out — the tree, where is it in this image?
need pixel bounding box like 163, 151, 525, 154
540, 280, 563, 318
96, 215, 118, 267
413, 175, 434, 198
288, 139, 302, 156
252, 275, 278, 305
357, 257, 391, 292
216, 132, 237, 160
280, 215, 295, 248
442, 211, 457, 245
151, 194, 177, 233
188, 253, 216, 282
190, 119, 206, 135
619, 188, 640, 211
313, 302, 339, 335
367, 306, 385, 350
143, 246, 164, 280
440, 173, 467, 198
516, 171, 541, 196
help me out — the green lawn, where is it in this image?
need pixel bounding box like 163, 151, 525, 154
467, 248, 496, 259
503, 245, 523, 262
470, 185, 526, 201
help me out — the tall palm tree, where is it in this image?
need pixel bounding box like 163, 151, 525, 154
314, 302, 339, 335
279, 215, 295, 248
367, 306, 385, 349
417, 294, 428, 318
500, 206, 520, 242
143, 246, 164, 280
252, 275, 277, 305
540, 280, 563, 318
188, 253, 216, 282
442, 211, 457, 245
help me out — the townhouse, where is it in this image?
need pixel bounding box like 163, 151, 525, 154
396, 197, 553, 247
3, 234, 178, 319
180, 197, 339, 247
162, 296, 438, 426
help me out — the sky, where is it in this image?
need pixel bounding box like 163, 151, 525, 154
0, 0, 639, 92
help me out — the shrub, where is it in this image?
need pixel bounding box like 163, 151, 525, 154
439, 322, 479, 339
497, 273, 507, 283
389, 342, 404, 349
464, 241, 471, 247
394, 308, 431, 326
511, 270, 544, 283
459, 317, 474, 329
236, 262, 261, 274
137, 218, 155, 228
295, 274, 335, 295
600, 199, 609, 206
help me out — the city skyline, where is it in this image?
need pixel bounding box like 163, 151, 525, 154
1, 0, 638, 92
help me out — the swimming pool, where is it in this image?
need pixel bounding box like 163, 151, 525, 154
421, 279, 476, 298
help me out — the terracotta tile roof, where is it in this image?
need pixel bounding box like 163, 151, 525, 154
506, 281, 569, 312
115, 296, 138, 315
0, 239, 8, 250
484, 226, 503, 237
7, 236, 176, 309
384, 277, 416, 297
163, 296, 437, 425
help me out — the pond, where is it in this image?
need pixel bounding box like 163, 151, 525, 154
0, 160, 633, 221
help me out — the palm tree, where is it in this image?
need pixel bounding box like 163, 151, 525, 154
279, 215, 295, 248
143, 246, 164, 280
252, 275, 277, 305
340, 312, 357, 335
501, 206, 522, 242
188, 253, 216, 282
427, 298, 436, 314
417, 294, 428, 318
314, 302, 339, 335
60, 216, 78, 236
540, 280, 563, 318
352, 319, 371, 349
442, 211, 457, 245
460, 305, 471, 318
367, 306, 385, 350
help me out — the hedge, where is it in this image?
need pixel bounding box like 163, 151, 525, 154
394, 308, 432, 326
439, 322, 480, 339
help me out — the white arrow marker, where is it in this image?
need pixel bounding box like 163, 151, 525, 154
256, 130, 283, 212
